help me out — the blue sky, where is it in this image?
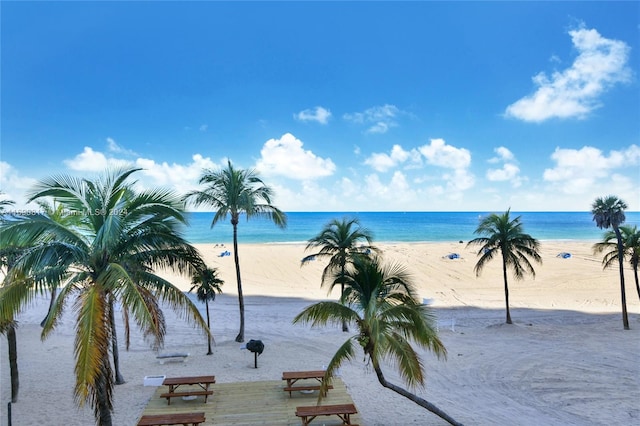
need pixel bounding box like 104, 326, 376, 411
1, 1, 638, 212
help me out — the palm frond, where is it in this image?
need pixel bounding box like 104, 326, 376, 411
73, 285, 112, 407
293, 301, 358, 328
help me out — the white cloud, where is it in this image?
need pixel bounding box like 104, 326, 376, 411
543, 144, 640, 194
256, 133, 336, 180
64, 147, 132, 172
489, 146, 515, 163
107, 137, 138, 156
487, 163, 521, 183
294, 106, 332, 124
135, 153, 218, 193
417, 138, 475, 194
199, 124, 208, 132
505, 25, 631, 122
0, 161, 39, 208
343, 104, 401, 134
419, 138, 471, 169
364, 144, 422, 172
486, 146, 522, 187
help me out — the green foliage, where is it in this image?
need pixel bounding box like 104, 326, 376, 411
0, 168, 210, 424
591, 195, 627, 230
189, 267, 224, 303
294, 254, 445, 395
466, 209, 542, 324
185, 160, 285, 342
302, 217, 376, 288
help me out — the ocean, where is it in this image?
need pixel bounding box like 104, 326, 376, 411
181, 211, 640, 244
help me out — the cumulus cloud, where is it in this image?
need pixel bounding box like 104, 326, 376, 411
417, 138, 475, 192
487, 163, 521, 183
256, 133, 336, 180
63, 146, 220, 202
419, 138, 471, 169
543, 144, 640, 193
364, 144, 422, 172
489, 146, 515, 163
294, 106, 332, 124
135, 153, 218, 192
64, 147, 132, 172
505, 25, 631, 122
343, 104, 402, 134
486, 146, 522, 187
0, 161, 39, 208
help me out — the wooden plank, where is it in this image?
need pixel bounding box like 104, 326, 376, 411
162, 375, 215, 386
139, 378, 362, 425
137, 411, 205, 426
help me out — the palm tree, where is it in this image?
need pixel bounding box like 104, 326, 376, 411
33, 201, 82, 327
294, 254, 463, 426
593, 225, 640, 302
0, 195, 20, 403
189, 267, 223, 355
0, 168, 210, 425
301, 217, 376, 332
591, 195, 629, 330
466, 209, 542, 325
185, 160, 286, 342
623, 226, 640, 301
593, 225, 640, 297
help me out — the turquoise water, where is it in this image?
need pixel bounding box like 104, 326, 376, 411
181, 211, 640, 244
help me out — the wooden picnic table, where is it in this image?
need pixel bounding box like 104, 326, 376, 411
160, 375, 216, 405
295, 403, 358, 425
282, 370, 333, 397
137, 411, 205, 426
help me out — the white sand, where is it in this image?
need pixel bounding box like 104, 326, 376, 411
1, 241, 639, 425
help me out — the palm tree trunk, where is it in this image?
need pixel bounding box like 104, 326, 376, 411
7, 324, 19, 403
108, 298, 125, 384
613, 226, 630, 330
232, 221, 245, 342
372, 363, 463, 426
632, 261, 640, 301
40, 286, 57, 327
340, 264, 348, 332
502, 255, 512, 324
205, 300, 213, 355
95, 368, 113, 426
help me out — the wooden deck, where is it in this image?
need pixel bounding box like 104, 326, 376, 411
141, 377, 361, 425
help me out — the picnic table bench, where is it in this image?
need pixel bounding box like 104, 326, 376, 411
282, 370, 334, 397
160, 375, 215, 405
137, 411, 205, 426
295, 403, 358, 425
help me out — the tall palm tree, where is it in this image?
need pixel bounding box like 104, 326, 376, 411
466, 209, 542, 324
185, 160, 286, 342
0, 168, 210, 425
622, 226, 640, 301
301, 217, 376, 332
294, 254, 463, 426
593, 225, 640, 301
0, 195, 20, 403
189, 267, 223, 355
591, 195, 629, 330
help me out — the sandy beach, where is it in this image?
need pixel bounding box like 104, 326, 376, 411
1, 241, 639, 425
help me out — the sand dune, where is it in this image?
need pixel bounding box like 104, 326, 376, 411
1, 242, 638, 425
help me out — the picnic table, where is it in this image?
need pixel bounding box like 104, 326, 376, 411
137, 411, 205, 426
295, 403, 358, 425
282, 370, 333, 397
160, 375, 215, 405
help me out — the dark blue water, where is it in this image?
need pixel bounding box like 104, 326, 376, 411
180, 211, 640, 244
